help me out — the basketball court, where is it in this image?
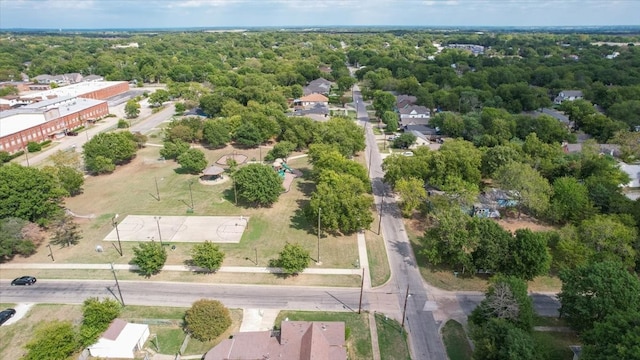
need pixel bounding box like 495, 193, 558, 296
103, 215, 249, 243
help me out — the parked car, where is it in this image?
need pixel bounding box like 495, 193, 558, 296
387, 135, 396, 141
0, 309, 16, 325
67, 131, 79, 136
11, 276, 36, 286
402, 151, 414, 157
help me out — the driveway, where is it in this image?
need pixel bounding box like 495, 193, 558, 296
1, 303, 33, 326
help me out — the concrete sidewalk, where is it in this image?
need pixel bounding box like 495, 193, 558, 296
0, 263, 362, 275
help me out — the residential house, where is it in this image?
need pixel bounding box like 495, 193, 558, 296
88, 319, 150, 359
303, 78, 331, 96
405, 124, 439, 139
396, 94, 417, 110
33, 73, 84, 86
561, 142, 620, 157
539, 108, 573, 129
204, 321, 346, 360
619, 162, 640, 188
409, 130, 430, 148
473, 188, 519, 218
554, 90, 583, 104
399, 105, 430, 127
83, 74, 105, 82
296, 93, 329, 107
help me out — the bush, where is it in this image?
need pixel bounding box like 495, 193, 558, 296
79, 297, 121, 347
117, 119, 130, 128
132, 241, 167, 277
185, 299, 232, 341
41, 139, 52, 147
27, 141, 42, 152
0, 151, 10, 163
23, 321, 79, 360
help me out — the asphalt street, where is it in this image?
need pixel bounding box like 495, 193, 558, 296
353, 85, 448, 360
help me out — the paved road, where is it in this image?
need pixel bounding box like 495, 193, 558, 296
1, 280, 362, 311
353, 85, 448, 360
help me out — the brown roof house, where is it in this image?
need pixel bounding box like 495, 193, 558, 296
296, 93, 329, 107
204, 321, 347, 360
88, 319, 150, 359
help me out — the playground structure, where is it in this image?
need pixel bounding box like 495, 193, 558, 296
272, 158, 294, 178
272, 158, 301, 192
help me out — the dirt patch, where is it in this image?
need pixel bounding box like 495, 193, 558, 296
216, 153, 248, 165
495, 216, 556, 233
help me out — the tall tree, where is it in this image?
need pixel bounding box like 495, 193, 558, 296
202, 119, 231, 148
471, 318, 537, 360
581, 311, 640, 360
276, 242, 310, 275
373, 90, 396, 118
132, 241, 168, 277
395, 177, 427, 217
191, 241, 225, 273
421, 207, 475, 273
177, 148, 208, 174
233, 164, 283, 206
23, 321, 79, 360
494, 162, 551, 217
124, 99, 141, 118
501, 229, 551, 281
470, 275, 534, 331
558, 261, 640, 333
548, 176, 595, 224
577, 214, 637, 268
83, 132, 138, 174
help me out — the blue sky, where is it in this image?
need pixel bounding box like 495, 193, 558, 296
1, 0, 639, 29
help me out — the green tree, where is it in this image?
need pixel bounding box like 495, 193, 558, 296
558, 261, 640, 333
124, 99, 141, 118
178, 148, 207, 174
265, 141, 296, 162
43, 165, 84, 196
27, 141, 42, 152
421, 207, 475, 273
577, 214, 637, 269
393, 133, 417, 149
307, 171, 374, 234
470, 218, 512, 272
79, 297, 121, 347
0, 164, 66, 224
185, 299, 232, 341
500, 229, 551, 281
234, 122, 263, 147
481, 144, 522, 178
470, 275, 534, 331
83, 132, 138, 174
49, 214, 82, 247
581, 311, 640, 360
395, 177, 426, 217
233, 164, 283, 206
471, 318, 537, 360
373, 90, 396, 118
381, 111, 399, 132
548, 177, 595, 224
191, 241, 225, 273
336, 76, 356, 92
314, 116, 365, 157
132, 241, 167, 277
160, 140, 190, 160
0, 217, 41, 260
494, 162, 551, 217
202, 120, 231, 148
277, 242, 310, 275
23, 321, 78, 360
148, 89, 170, 107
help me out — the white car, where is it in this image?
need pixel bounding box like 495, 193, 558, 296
402, 151, 414, 157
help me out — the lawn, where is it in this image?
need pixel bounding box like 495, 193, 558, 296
274, 310, 372, 360
442, 320, 473, 360
10, 144, 364, 286
375, 313, 410, 360
532, 330, 580, 360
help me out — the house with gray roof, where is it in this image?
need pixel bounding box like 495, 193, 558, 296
399, 105, 430, 126
303, 78, 331, 96
554, 90, 584, 104
396, 94, 417, 110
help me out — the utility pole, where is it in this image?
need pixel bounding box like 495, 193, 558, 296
46, 244, 55, 262
24, 147, 30, 166
154, 177, 160, 201
110, 263, 125, 306
378, 196, 385, 235
317, 207, 322, 265
234, 181, 238, 205
358, 267, 365, 314
112, 214, 123, 256
401, 285, 410, 330
254, 247, 258, 266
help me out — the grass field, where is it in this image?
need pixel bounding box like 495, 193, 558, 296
532, 330, 580, 360
274, 310, 372, 360
375, 313, 411, 360
442, 320, 473, 360
0, 303, 243, 359
8, 144, 370, 285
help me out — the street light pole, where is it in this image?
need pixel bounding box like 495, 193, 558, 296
110, 263, 125, 306
254, 247, 258, 266
112, 214, 123, 256
154, 216, 163, 246
401, 285, 410, 330
317, 207, 321, 265
46, 244, 55, 262
24, 147, 30, 167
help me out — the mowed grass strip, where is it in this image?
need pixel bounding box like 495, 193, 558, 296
275, 310, 372, 360
442, 319, 473, 360
375, 313, 411, 360
10, 145, 359, 276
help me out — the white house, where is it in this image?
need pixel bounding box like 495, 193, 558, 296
619, 162, 640, 188
88, 319, 150, 359
554, 90, 584, 104
295, 93, 329, 107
